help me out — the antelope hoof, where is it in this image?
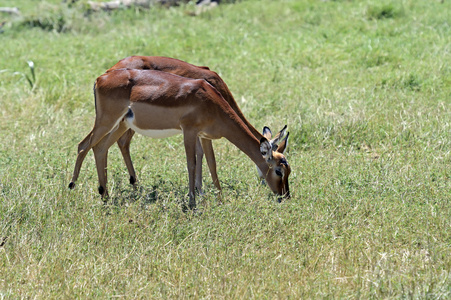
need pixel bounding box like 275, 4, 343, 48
189, 203, 196, 211
98, 186, 105, 196
68, 182, 75, 189
181, 201, 197, 213
129, 176, 136, 185
195, 187, 205, 196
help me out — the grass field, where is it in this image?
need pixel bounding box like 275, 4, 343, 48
1, 0, 450, 298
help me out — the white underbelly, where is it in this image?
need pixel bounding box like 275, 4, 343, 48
125, 118, 181, 138
134, 127, 182, 138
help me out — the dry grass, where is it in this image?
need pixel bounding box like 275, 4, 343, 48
1, 0, 450, 298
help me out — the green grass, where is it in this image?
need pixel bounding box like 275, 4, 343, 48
1, 0, 450, 298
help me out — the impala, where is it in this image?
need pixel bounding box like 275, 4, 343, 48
70, 56, 289, 193
69, 69, 291, 208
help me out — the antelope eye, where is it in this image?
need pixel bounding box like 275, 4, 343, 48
275, 169, 283, 177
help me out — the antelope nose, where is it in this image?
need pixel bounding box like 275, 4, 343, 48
277, 192, 290, 203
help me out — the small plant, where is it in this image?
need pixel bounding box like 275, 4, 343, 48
11, 60, 37, 90
25, 60, 36, 89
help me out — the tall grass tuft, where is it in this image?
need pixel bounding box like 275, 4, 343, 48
366, 2, 404, 20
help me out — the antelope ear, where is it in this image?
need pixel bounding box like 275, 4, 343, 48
260, 138, 273, 161
277, 132, 289, 154
271, 125, 287, 145
262, 126, 272, 140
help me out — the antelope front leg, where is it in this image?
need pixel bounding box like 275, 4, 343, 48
201, 138, 222, 204
195, 138, 204, 195
183, 130, 198, 210
200, 138, 221, 192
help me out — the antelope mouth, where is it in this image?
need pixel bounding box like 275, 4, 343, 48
277, 191, 291, 203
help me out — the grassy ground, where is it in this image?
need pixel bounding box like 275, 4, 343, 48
1, 0, 450, 298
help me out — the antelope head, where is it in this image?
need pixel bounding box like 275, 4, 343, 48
259, 126, 291, 201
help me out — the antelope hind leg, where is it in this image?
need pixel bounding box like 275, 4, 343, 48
93, 122, 130, 198
117, 129, 138, 186
69, 123, 121, 189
